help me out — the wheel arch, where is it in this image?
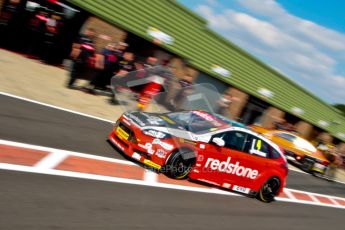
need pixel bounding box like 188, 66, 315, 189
255, 170, 285, 195
164, 146, 196, 165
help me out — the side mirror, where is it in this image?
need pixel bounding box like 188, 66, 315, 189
212, 137, 225, 147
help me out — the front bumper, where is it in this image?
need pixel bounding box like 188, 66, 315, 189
301, 156, 328, 174
108, 124, 163, 170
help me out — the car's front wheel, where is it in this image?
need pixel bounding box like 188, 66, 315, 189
258, 177, 281, 203
164, 149, 196, 179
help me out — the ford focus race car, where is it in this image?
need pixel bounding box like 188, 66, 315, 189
108, 110, 287, 202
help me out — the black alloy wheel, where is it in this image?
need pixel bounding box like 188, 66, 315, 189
258, 177, 281, 203
164, 150, 196, 179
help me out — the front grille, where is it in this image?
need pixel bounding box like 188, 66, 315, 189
301, 156, 315, 171
304, 155, 322, 164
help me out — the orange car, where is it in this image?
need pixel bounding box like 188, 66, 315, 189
250, 126, 329, 174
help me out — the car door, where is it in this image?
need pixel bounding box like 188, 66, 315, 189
217, 132, 273, 190
236, 134, 278, 189
192, 130, 249, 187
192, 131, 275, 192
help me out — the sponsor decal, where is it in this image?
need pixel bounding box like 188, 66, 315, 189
205, 157, 259, 179
116, 126, 129, 140
138, 143, 155, 155
192, 111, 222, 126
141, 114, 163, 125
112, 138, 125, 151
143, 129, 167, 138
127, 114, 145, 126
153, 139, 173, 151
249, 149, 267, 157
249, 139, 267, 157
199, 144, 205, 149
256, 139, 262, 150
232, 185, 250, 194
156, 149, 167, 158
132, 152, 141, 161
143, 159, 162, 170
159, 115, 176, 124
179, 138, 196, 146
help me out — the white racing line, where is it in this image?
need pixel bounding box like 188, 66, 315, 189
1, 92, 345, 209
0, 92, 114, 123
0, 138, 345, 209
1, 91, 341, 180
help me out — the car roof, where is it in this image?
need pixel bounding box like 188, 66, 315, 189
211, 113, 248, 129
269, 130, 305, 140
172, 110, 248, 128
205, 126, 282, 150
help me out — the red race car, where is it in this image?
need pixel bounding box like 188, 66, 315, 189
108, 110, 287, 202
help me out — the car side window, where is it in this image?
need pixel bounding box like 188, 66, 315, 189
270, 148, 281, 159
244, 135, 281, 159
244, 135, 270, 158
213, 131, 247, 152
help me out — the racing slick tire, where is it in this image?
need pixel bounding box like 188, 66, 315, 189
258, 177, 281, 203
164, 149, 196, 179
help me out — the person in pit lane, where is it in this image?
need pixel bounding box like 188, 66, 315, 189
67, 28, 96, 89
171, 74, 194, 111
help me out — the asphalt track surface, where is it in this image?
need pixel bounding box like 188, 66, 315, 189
1, 94, 344, 229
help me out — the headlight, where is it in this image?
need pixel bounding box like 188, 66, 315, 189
143, 129, 170, 139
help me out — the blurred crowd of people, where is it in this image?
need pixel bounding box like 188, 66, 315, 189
0, 1, 68, 65
314, 138, 345, 175
273, 120, 298, 133
65, 28, 236, 115
66, 28, 198, 112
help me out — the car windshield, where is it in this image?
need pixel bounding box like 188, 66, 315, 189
293, 138, 317, 152
275, 132, 297, 142
166, 111, 228, 134
213, 113, 247, 129
275, 132, 317, 152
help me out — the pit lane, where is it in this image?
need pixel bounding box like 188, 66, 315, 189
0, 93, 344, 229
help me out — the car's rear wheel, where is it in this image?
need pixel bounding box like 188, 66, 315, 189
258, 177, 281, 203
164, 149, 196, 179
